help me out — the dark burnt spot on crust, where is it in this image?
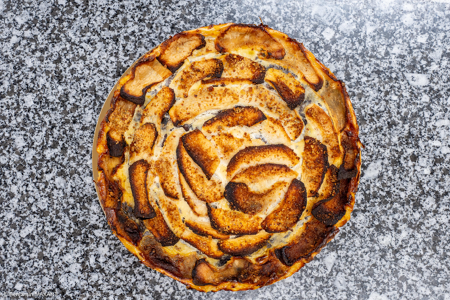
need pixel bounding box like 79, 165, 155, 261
315, 165, 340, 201
107, 132, 126, 157
215, 24, 285, 59
262, 179, 307, 233
96, 172, 122, 210
105, 208, 142, 246
158, 32, 206, 72
275, 218, 338, 266
129, 160, 156, 219
312, 179, 351, 226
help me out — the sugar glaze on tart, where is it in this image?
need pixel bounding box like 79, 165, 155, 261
94, 23, 362, 292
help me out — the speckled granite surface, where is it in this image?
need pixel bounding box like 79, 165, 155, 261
1, 0, 450, 299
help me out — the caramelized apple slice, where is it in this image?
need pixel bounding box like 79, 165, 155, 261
208, 206, 262, 235
179, 171, 208, 217
184, 219, 230, 239
210, 132, 263, 163
338, 130, 359, 179
169, 86, 239, 126
104, 208, 142, 246
130, 123, 157, 159
107, 96, 137, 157
262, 179, 307, 233
140, 86, 175, 126
262, 33, 323, 91
98, 153, 124, 180
302, 137, 329, 197
202, 106, 266, 134
158, 32, 206, 72
181, 129, 220, 180
225, 181, 290, 215
155, 129, 184, 199
171, 58, 223, 98
215, 24, 285, 59
231, 164, 298, 193
120, 57, 172, 104
220, 54, 266, 84
315, 165, 339, 201
227, 145, 300, 180
181, 229, 224, 259
312, 179, 350, 226
192, 258, 249, 286
305, 104, 341, 165
275, 218, 337, 266
218, 231, 271, 256
96, 172, 121, 210
265, 68, 305, 109
143, 205, 179, 246
129, 160, 156, 219
177, 141, 223, 203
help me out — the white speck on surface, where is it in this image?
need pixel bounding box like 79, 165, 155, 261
404, 73, 429, 86
14, 283, 23, 291
435, 119, 450, 127
23, 94, 34, 107
364, 161, 382, 179
334, 272, 347, 290
368, 292, 389, 300
401, 13, 415, 26
323, 252, 337, 273
417, 34, 428, 43
421, 94, 430, 103
322, 27, 335, 40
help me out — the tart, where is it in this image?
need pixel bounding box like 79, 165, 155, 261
93, 23, 362, 292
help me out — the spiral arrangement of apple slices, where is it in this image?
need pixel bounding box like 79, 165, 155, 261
95, 23, 362, 292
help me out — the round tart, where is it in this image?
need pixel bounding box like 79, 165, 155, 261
94, 23, 362, 292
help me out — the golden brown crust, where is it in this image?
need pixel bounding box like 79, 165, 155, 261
94, 23, 362, 293
158, 32, 206, 72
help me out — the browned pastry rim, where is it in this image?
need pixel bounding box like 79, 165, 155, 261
92, 23, 362, 292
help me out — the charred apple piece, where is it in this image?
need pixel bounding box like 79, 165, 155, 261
129, 160, 156, 219
202, 106, 266, 134
130, 123, 158, 158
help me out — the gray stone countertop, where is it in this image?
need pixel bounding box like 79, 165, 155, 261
1, 0, 449, 299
